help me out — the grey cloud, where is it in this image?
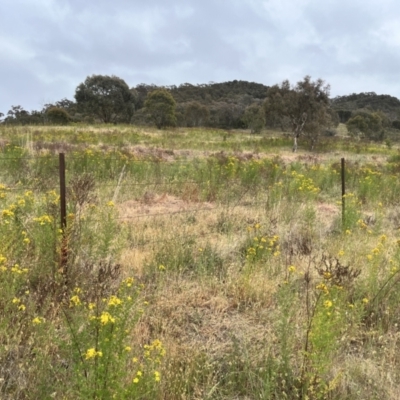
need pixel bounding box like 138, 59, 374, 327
2, 0, 400, 112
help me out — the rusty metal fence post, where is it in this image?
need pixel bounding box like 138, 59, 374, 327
341, 157, 346, 229
59, 153, 68, 271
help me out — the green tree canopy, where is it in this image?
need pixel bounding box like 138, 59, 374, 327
46, 107, 71, 125
144, 89, 177, 129
3, 106, 46, 125
332, 92, 400, 120
243, 103, 265, 134
184, 101, 209, 127
264, 76, 332, 151
346, 110, 389, 140
75, 75, 136, 123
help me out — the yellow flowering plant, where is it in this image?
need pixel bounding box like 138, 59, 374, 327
60, 276, 164, 398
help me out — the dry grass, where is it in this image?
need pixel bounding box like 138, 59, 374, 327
2, 125, 400, 398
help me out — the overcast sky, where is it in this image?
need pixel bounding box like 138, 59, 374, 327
1, 0, 400, 113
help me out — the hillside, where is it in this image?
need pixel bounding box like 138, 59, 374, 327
332, 92, 400, 121
4, 77, 400, 132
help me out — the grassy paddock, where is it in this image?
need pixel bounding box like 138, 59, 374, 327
1, 125, 400, 399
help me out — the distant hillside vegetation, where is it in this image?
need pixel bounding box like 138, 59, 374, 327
168, 80, 269, 104
133, 80, 270, 129
6, 75, 400, 135
332, 92, 400, 122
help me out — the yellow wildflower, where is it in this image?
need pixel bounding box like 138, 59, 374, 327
316, 283, 329, 294
85, 348, 103, 359
2, 209, 14, 218
124, 277, 134, 287
33, 215, 52, 225
108, 295, 122, 307
323, 272, 331, 280
100, 311, 115, 325
69, 295, 81, 307
324, 300, 333, 308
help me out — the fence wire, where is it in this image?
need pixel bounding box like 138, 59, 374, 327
0, 153, 348, 246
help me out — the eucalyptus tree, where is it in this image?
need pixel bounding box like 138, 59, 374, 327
346, 110, 389, 140
184, 101, 209, 127
45, 107, 71, 125
264, 76, 332, 151
243, 103, 265, 134
144, 89, 177, 129
75, 75, 136, 123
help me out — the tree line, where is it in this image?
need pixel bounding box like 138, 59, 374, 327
331, 92, 400, 141
0, 76, 270, 129
2, 74, 400, 149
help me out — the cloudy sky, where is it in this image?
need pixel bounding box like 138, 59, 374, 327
1, 0, 400, 114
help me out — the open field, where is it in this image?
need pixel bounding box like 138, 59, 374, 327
1, 125, 400, 399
